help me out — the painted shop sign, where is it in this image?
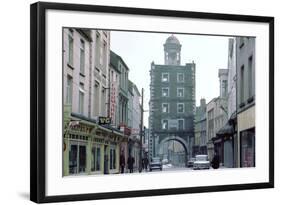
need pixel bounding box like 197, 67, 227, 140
98, 117, 111, 125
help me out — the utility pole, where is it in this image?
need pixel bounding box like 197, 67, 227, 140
139, 88, 144, 172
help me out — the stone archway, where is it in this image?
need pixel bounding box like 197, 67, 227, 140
158, 135, 189, 167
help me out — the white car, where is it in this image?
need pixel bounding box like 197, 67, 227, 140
193, 155, 210, 170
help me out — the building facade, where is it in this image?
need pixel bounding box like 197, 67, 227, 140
128, 80, 142, 171
206, 69, 228, 162
149, 35, 196, 164
194, 98, 207, 155
236, 37, 255, 168
63, 29, 126, 176
109, 52, 121, 127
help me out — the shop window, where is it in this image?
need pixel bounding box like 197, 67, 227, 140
79, 145, 86, 173
110, 147, 116, 170
240, 129, 255, 167
69, 143, 86, 174
69, 145, 77, 174
91, 145, 101, 172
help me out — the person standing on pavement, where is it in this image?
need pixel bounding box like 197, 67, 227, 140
211, 149, 220, 169
127, 154, 135, 173
120, 150, 126, 173
143, 156, 149, 171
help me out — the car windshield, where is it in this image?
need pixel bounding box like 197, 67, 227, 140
195, 155, 208, 161
152, 158, 161, 163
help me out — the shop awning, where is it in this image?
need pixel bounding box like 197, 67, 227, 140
216, 122, 234, 137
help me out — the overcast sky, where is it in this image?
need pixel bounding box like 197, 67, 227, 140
110, 31, 230, 127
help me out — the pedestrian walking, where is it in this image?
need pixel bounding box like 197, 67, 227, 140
120, 151, 126, 173
127, 154, 135, 173
143, 157, 149, 171
211, 149, 220, 169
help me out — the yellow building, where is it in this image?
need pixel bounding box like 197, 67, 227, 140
63, 105, 128, 176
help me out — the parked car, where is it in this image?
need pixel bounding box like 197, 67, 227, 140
149, 157, 162, 171
187, 157, 196, 168
193, 155, 210, 170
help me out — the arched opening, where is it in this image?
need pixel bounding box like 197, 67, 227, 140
158, 136, 188, 167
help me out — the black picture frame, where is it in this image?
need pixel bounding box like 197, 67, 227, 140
30, 1, 274, 203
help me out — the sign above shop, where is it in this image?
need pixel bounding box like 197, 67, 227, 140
98, 117, 111, 125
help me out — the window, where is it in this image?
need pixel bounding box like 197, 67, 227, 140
96, 146, 101, 170
94, 82, 100, 116
222, 80, 227, 98
69, 143, 86, 174
162, 73, 169, 82
240, 65, 245, 103
66, 75, 73, 104
68, 31, 74, 66
177, 88, 184, 97
239, 37, 245, 48
79, 145, 86, 173
177, 103, 184, 113
95, 33, 100, 66
101, 87, 106, 116
91, 145, 101, 172
162, 103, 169, 113
240, 129, 255, 167
102, 41, 107, 68
79, 83, 85, 114
178, 119, 184, 130
248, 56, 253, 97
177, 73, 184, 82
162, 119, 168, 130
80, 39, 85, 75
162, 88, 169, 97
110, 147, 116, 170
99, 43, 103, 66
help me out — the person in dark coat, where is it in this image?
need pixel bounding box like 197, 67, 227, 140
211, 150, 220, 169
143, 157, 149, 171
127, 155, 135, 173
119, 151, 126, 173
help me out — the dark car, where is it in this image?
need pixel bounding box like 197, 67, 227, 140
187, 157, 196, 168
149, 157, 162, 171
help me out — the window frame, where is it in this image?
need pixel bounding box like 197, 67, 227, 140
162, 87, 169, 97
177, 87, 184, 97
177, 103, 185, 113
177, 73, 184, 82
161, 73, 169, 82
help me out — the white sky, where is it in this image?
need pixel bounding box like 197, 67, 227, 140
110, 31, 230, 127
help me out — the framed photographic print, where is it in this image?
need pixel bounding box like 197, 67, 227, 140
30, 1, 274, 203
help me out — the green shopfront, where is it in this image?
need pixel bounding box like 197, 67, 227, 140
63, 108, 128, 176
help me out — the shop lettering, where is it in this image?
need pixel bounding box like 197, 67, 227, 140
99, 117, 111, 125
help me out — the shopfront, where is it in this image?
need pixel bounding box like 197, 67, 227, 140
240, 128, 255, 167
237, 105, 255, 167
63, 115, 126, 176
